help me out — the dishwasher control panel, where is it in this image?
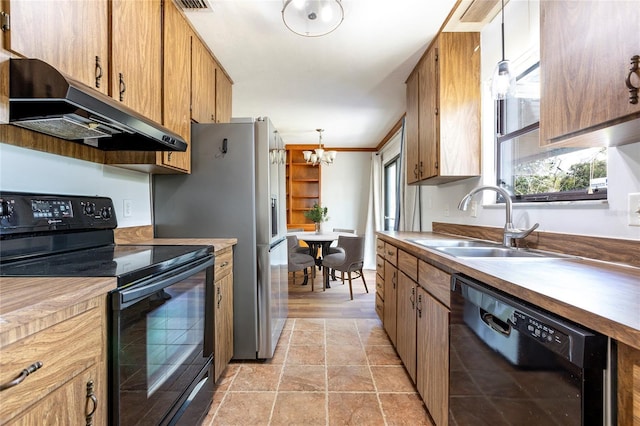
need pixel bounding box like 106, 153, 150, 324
511, 311, 570, 358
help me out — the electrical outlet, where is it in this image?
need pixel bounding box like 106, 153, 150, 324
470, 201, 478, 218
123, 199, 133, 218
629, 193, 640, 226
443, 203, 450, 217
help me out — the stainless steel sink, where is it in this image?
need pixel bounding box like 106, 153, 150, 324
410, 239, 500, 248
434, 246, 553, 258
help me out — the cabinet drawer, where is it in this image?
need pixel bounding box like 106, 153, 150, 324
384, 244, 398, 266
376, 255, 385, 277
376, 273, 384, 299
398, 250, 418, 282
215, 247, 233, 281
418, 260, 450, 308
375, 294, 384, 321
0, 305, 103, 423
376, 239, 385, 256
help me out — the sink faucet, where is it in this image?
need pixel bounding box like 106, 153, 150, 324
458, 185, 539, 247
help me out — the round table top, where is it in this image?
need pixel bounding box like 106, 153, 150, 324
287, 231, 354, 242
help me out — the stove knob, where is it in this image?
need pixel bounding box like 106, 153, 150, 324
0, 200, 12, 218
83, 202, 96, 216
100, 206, 112, 220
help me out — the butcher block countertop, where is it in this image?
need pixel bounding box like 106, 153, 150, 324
0, 237, 237, 350
377, 231, 640, 350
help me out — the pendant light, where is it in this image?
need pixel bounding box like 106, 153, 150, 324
282, 0, 344, 37
302, 129, 337, 166
491, 0, 515, 100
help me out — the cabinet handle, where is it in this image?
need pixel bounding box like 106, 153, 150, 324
95, 56, 103, 89
392, 271, 396, 289
219, 261, 229, 268
85, 380, 98, 426
0, 361, 43, 391
410, 287, 415, 309
625, 55, 639, 105
419, 161, 424, 176
416, 294, 422, 318
413, 163, 419, 178
217, 286, 222, 308
118, 73, 126, 101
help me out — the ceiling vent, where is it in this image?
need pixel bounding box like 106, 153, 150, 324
175, 0, 212, 10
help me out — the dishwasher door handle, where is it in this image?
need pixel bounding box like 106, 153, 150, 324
481, 309, 511, 336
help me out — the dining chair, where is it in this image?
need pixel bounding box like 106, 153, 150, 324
328, 228, 355, 281
288, 228, 312, 255
321, 235, 368, 300
287, 236, 317, 290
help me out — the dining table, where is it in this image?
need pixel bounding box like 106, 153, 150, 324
287, 231, 353, 289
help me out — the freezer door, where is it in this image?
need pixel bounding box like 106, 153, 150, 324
257, 237, 288, 359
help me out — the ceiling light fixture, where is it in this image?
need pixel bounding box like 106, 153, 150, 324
303, 129, 337, 166
282, 0, 344, 37
491, 0, 515, 100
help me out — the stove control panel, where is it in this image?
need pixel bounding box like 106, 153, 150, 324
0, 192, 117, 236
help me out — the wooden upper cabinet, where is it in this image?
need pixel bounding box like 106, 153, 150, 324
191, 36, 217, 124
4, 0, 109, 94
405, 32, 481, 185
540, 1, 640, 147
161, 0, 192, 173
216, 69, 233, 123
111, 0, 162, 123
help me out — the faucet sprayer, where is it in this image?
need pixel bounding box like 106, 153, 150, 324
458, 185, 539, 247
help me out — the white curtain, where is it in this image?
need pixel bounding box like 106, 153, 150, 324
363, 151, 382, 269
397, 120, 421, 232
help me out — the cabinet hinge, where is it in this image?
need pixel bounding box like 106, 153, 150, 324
1, 12, 9, 32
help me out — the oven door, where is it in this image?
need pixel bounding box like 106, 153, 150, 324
110, 255, 214, 426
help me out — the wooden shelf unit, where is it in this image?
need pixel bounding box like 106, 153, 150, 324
286, 147, 321, 231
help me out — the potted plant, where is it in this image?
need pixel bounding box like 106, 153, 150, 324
304, 203, 328, 233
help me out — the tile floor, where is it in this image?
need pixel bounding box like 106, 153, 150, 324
201, 318, 433, 425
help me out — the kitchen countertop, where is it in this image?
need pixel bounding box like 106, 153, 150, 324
0, 238, 237, 350
377, 231, 640, 350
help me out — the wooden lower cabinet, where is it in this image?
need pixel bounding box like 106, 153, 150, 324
383, 260, 398, 346
416, 287, 449, 426
396, 272, 417, 381
0, 295, 107, 425
617, 341, 640, 426
213, 247, 234, 382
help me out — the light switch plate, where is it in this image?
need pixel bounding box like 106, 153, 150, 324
629, 193, 640, 226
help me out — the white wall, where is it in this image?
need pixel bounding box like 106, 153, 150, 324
415, 0, 640, 240
0, 143, 152, 228
320, 151, 371, 234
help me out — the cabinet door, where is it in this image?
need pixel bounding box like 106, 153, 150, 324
540, 1, 640, 146
617, 342, 640, 426
214, 273, 234, 382
5, 0, 108, 94
405, 70, 420, 184
192, 36, 217, 124
111, 0, 162, 122
162, 0, 192, 172
216, 69, 233, 123
419, 43, 438, 180
383, 260, 398, 346
416, 287, 449, 426
396, 272, 416, 381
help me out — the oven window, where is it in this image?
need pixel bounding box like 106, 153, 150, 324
115, 269, 211, 425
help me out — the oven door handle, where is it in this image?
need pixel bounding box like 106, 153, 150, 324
113, 256, 214, 310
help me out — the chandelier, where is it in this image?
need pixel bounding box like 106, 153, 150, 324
282, 0, 344, 37
303, 129, 337, 166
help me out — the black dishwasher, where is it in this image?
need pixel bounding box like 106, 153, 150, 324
449, 274, 608, 426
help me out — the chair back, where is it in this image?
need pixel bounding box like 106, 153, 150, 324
333, 228, 355, 234
336, 235, 365, 271
287, 235, 299, 252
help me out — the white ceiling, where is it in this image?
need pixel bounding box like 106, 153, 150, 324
184, 0, 459, 148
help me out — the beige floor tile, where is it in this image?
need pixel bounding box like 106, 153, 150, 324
290, 329, 325, 345
327, 365, 375, 392
293, 318, 325, 332
326, 327, 361, 346
286, 344, 325, 365
214, 364, 240, 392
326, 344, 368, 366
211, 392, 276, 426
279, 365, 327, 391
378, 393, 433, 425
229, 364, 283, 391
328, 393, 385, 426
365, 344, 403, 365
371, 366, 417, 392
270, 392, 327, 425
358, 326, 391, 346
325, 318, 358, 331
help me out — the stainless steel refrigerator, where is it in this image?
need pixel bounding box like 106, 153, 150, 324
153, 117, 288, 360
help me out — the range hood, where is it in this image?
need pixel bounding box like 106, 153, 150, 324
9, 59, 187, 152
